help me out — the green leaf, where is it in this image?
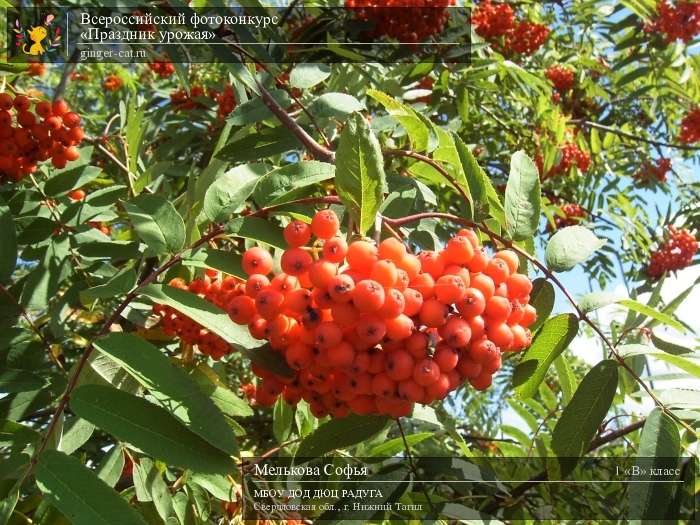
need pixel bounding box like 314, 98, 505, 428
335, 113, 386, 235
253, 161, 335, 207
295, 415, 389, 460
628, 408, 680, 521
215, 127, 301, 163
367, 89, 429, 152
529, 278, 555, 332
308, 93, 365, 118
553, 355, 576, 404
58, 417, 95, 455
273, 397, 294, 444
203, 167, 261, 222
0, 488, 18, 525
619, 345, 700, 378
70, 385, 236, 474
513, 314, 579, 399
97, 446, 125, 488
368, 432, 433, 457
188, 364, 253, 418
44, 165, 101, 197
504, 151, 541, 241
35, 450, 148, 525
133, 458, 174, 522
579, 291, 618, 313
551, 360, 618, 459
228, 90, 291, 126
545, 226, 605, 272
183, 249, 246, 280
0, 369, 46, 393
81, 268, 137, 301
225, 217, 286, 249
0, 204, 17, 283
618, 299, 686, 333
139, 284, 263, 350
243, 344, 295, 379
289, 63, 331, 89
94, 333, 238, 455
124, 195, 186, 255
650, 332, 692, 355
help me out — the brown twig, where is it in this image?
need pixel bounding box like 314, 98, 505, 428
571, 119, 700, 151
384, 149, 471, 205
256, 81, 335, 163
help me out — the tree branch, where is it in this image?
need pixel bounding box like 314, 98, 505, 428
256, 81, 335, 163
572, 119, 700, 151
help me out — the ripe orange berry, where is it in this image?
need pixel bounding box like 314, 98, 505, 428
328, 341, 355, 367
371, 373, 396, 397
370, 260, 398, 288
242, 247, 273, 275
52, 99, 70, 116
326, 274, 355, 303
378, 288, 405, 318
402, 288, 424, 317
418, 251, 445, 278
228, 295, 257, 324
419, 299, 449, 328
308, 260, 337, 288
486, 323, 514, 350
322, 237, 348, 263
68, 189, 86, 201
386, 350, 415, 381
434, 274, 467, 304
466, 248, 489, 273
484, 296, 512, 322
521, 304, 537, 327
445, 235, 475, 264
440, 317, 472, 348
270, 273, 299, 293
284, 288, 312, 313
484, 257, 510, 285
413, 358, 440, 386
507, 273, 533, 300
434, 343, 459, 371
315, 321, 343, 349
410, 273, 435, 299
471, 273, 495, 300
397, 253, 421, 280
284, 220, 312, 247
356, 315, 387, 345
245, 274, 270, 298
287, 343, 313, 369
352, 279, 385, 312
494, 250, 519, 274
255, 288, 285, 320
385, 314, 414, 341
378, 237, 407, 262
347, 240, 378, 272
280, 248, 312, 276
311, 209, 340, 239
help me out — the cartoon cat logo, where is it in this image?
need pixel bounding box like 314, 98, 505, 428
23, 26, 48, 55
12, 13, 60, 58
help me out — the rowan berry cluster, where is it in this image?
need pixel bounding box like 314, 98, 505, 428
645, 0, 700, 43
222, 209, 534, 416
346, 0, 455, 45
679, 107, 700, 144
472, 0, 515, 38
473, 1, 549, 55
552, 203, 587, 229
153, 274, 243, 360
647, 226, 698, 279
545, 64, 575, 92
536, 142, 590, 179
104, 75, 123, 91
27, 62, 47, 77
635, 158, 671, 183
0, 94, 84, 181
148, 59, 175, 78
170, 85, 236, 119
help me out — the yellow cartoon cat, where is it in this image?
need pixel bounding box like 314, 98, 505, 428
23, 26, 47, 56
